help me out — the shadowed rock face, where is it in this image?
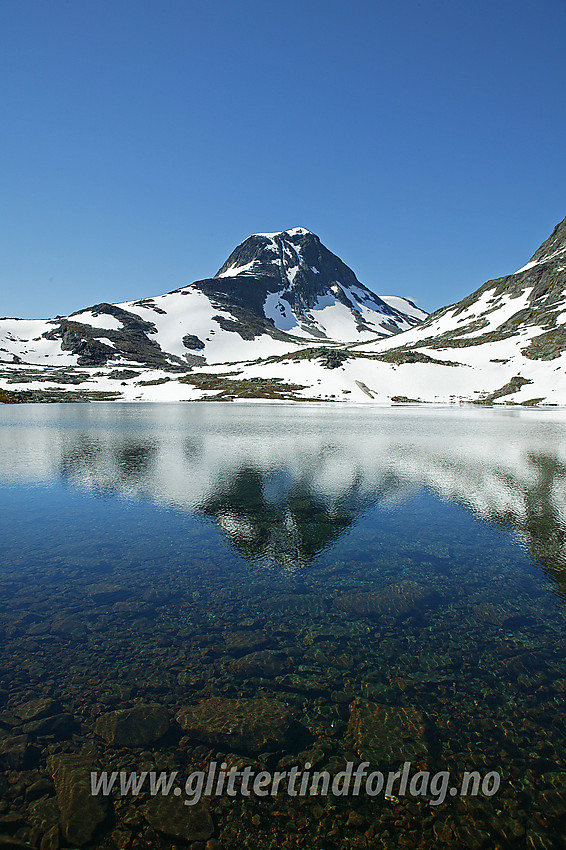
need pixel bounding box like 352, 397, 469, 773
42, 303, 185, 368
192, 228, 419, 338
213, 229, 390, 316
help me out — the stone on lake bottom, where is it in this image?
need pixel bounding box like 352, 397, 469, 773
176, 697, 292, 754
14, 698, 61, 722
39, 825, 60, 850
94, 703, 170, 746
231, 650, 291, 678
142, 795, 214, 843
334, 581, 433, 618
223, 630, 270, 657
0, 734, 29, 770
348, 698, 429, 769
47, 754, 112, 847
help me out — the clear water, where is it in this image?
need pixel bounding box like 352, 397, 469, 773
1, 403, 566, 848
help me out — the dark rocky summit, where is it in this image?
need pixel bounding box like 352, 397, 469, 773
188, 227, 419, 340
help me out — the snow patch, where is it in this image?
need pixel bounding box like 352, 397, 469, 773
263, 293, 298, 331
380, 296, 428, 321
218, 259, 260, 277
71, 311, 124, 331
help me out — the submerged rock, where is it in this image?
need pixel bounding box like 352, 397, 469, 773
47, 753, 112, 846
348, 698, 429, 769
0, 734, 29, 770
94, 703, 170, 746
472, 602, 518, 626
334, 581, 433, 618
86, 582, 131, 604
14, 698, 61, 722
142, 795, 213, 842
21, 713, 75, 738
27, 797, 60, 833
39, 825, 60, 850
176, 697, 292, 754
49, 616, 87, 639
223, 630, 271, 657
231, 650, 291, 678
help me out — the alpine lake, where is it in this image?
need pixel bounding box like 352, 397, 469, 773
1, 403, 566, 850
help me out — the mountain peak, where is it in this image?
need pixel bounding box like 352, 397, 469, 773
252, 226, 313, 238
205, 227, 426, 340
214, 227, 322, 279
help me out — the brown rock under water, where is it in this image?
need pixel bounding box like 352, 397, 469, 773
223, 630, 271, 657
231, 650, 291, 678
94, 703, 171, 746
47, 753, 112, 847
334, 580, 432, 618
13, 698, 61, 722
176, 696, 292, 754
141, 795, 214, 843
348, 698, 429, 769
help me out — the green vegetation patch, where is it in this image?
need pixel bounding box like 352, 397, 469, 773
519, 398, 546, 407
250, 346, 460, 369
136, 377, 172, 386
0, 388, 121, 404
3, 368, 90, 385
371, 349, 461, 367
178, 372, 308, 400
108, 369, 141, 380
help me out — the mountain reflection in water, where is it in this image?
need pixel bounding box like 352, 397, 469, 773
1, 403, 566, 588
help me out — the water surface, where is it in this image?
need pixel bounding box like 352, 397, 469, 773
1, 404, 566, 849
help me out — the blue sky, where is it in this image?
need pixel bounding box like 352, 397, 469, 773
1, 0, 565, 318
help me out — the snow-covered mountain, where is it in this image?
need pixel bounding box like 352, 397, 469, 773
1, 217, 565, 405
0, 227, 425, 371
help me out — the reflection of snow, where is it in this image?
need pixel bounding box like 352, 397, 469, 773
1, 404, 566, 567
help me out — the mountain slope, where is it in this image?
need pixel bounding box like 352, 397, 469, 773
347, 214, 566, 404
381, 214, 566, 359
